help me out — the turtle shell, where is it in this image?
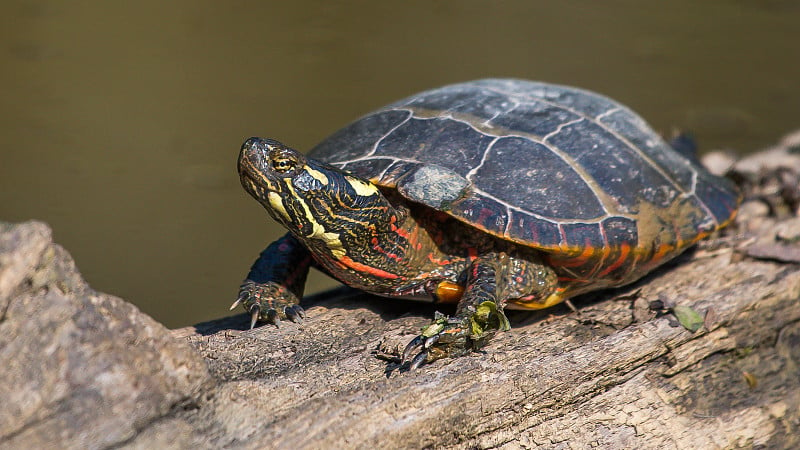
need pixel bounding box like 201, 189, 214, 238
309, 79, 739, 273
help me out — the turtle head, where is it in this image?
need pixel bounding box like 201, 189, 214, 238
238, 137, 396, 255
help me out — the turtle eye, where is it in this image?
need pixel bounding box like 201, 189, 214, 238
270, 156, 297, 173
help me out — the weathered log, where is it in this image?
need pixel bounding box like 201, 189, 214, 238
0, 222, 213, 449
1, 131, 799, 449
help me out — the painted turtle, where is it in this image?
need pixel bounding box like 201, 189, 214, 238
234, 79, 740, 369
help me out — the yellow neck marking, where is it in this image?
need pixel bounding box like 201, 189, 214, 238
305, 166, 330, 185
284, 183, 346, 259
267, 192, 292, 222
346, 176, 380, 197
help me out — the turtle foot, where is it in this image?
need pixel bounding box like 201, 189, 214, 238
402, 302, 510, 370
234, 280, 305, 329
402, 313, 470, 370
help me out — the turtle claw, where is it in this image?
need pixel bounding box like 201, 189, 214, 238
266, 309, 280, 327
230, 290, 249, 311
402, 335, 425, 363
403, 334, 443, 370
408, 350, 428, 371
235, 280, 304, 329
425, 333, 441, 348
284, 305, 305, 323
248, 304, 305, 328
249, 306, 260, 330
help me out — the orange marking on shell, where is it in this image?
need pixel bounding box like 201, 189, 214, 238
337, 255, 402, 280
551, 245, 596, 268
599, 243, 631, 277
651, 243, 674, 265
601, 244, 612, 261
435, 282, 464, 303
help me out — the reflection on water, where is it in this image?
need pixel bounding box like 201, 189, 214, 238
1, 1, 798, 327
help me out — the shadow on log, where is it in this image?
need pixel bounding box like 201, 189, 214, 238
2, 131, 800, 449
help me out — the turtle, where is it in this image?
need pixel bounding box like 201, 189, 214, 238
234, 78, 740, 369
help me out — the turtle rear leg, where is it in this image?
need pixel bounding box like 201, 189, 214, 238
403, 254, 512, 369
233, 233, 312, 328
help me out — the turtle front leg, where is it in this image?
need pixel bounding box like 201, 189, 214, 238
232, 233, 312, 328
403, 255, 511, 369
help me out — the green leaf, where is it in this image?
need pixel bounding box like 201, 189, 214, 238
673, 305, 704, 332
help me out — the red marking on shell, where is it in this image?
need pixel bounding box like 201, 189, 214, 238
599, 243, 631, 277
551, 242, 595, 268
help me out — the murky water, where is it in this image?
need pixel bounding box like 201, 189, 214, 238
2, 1, 799, 327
